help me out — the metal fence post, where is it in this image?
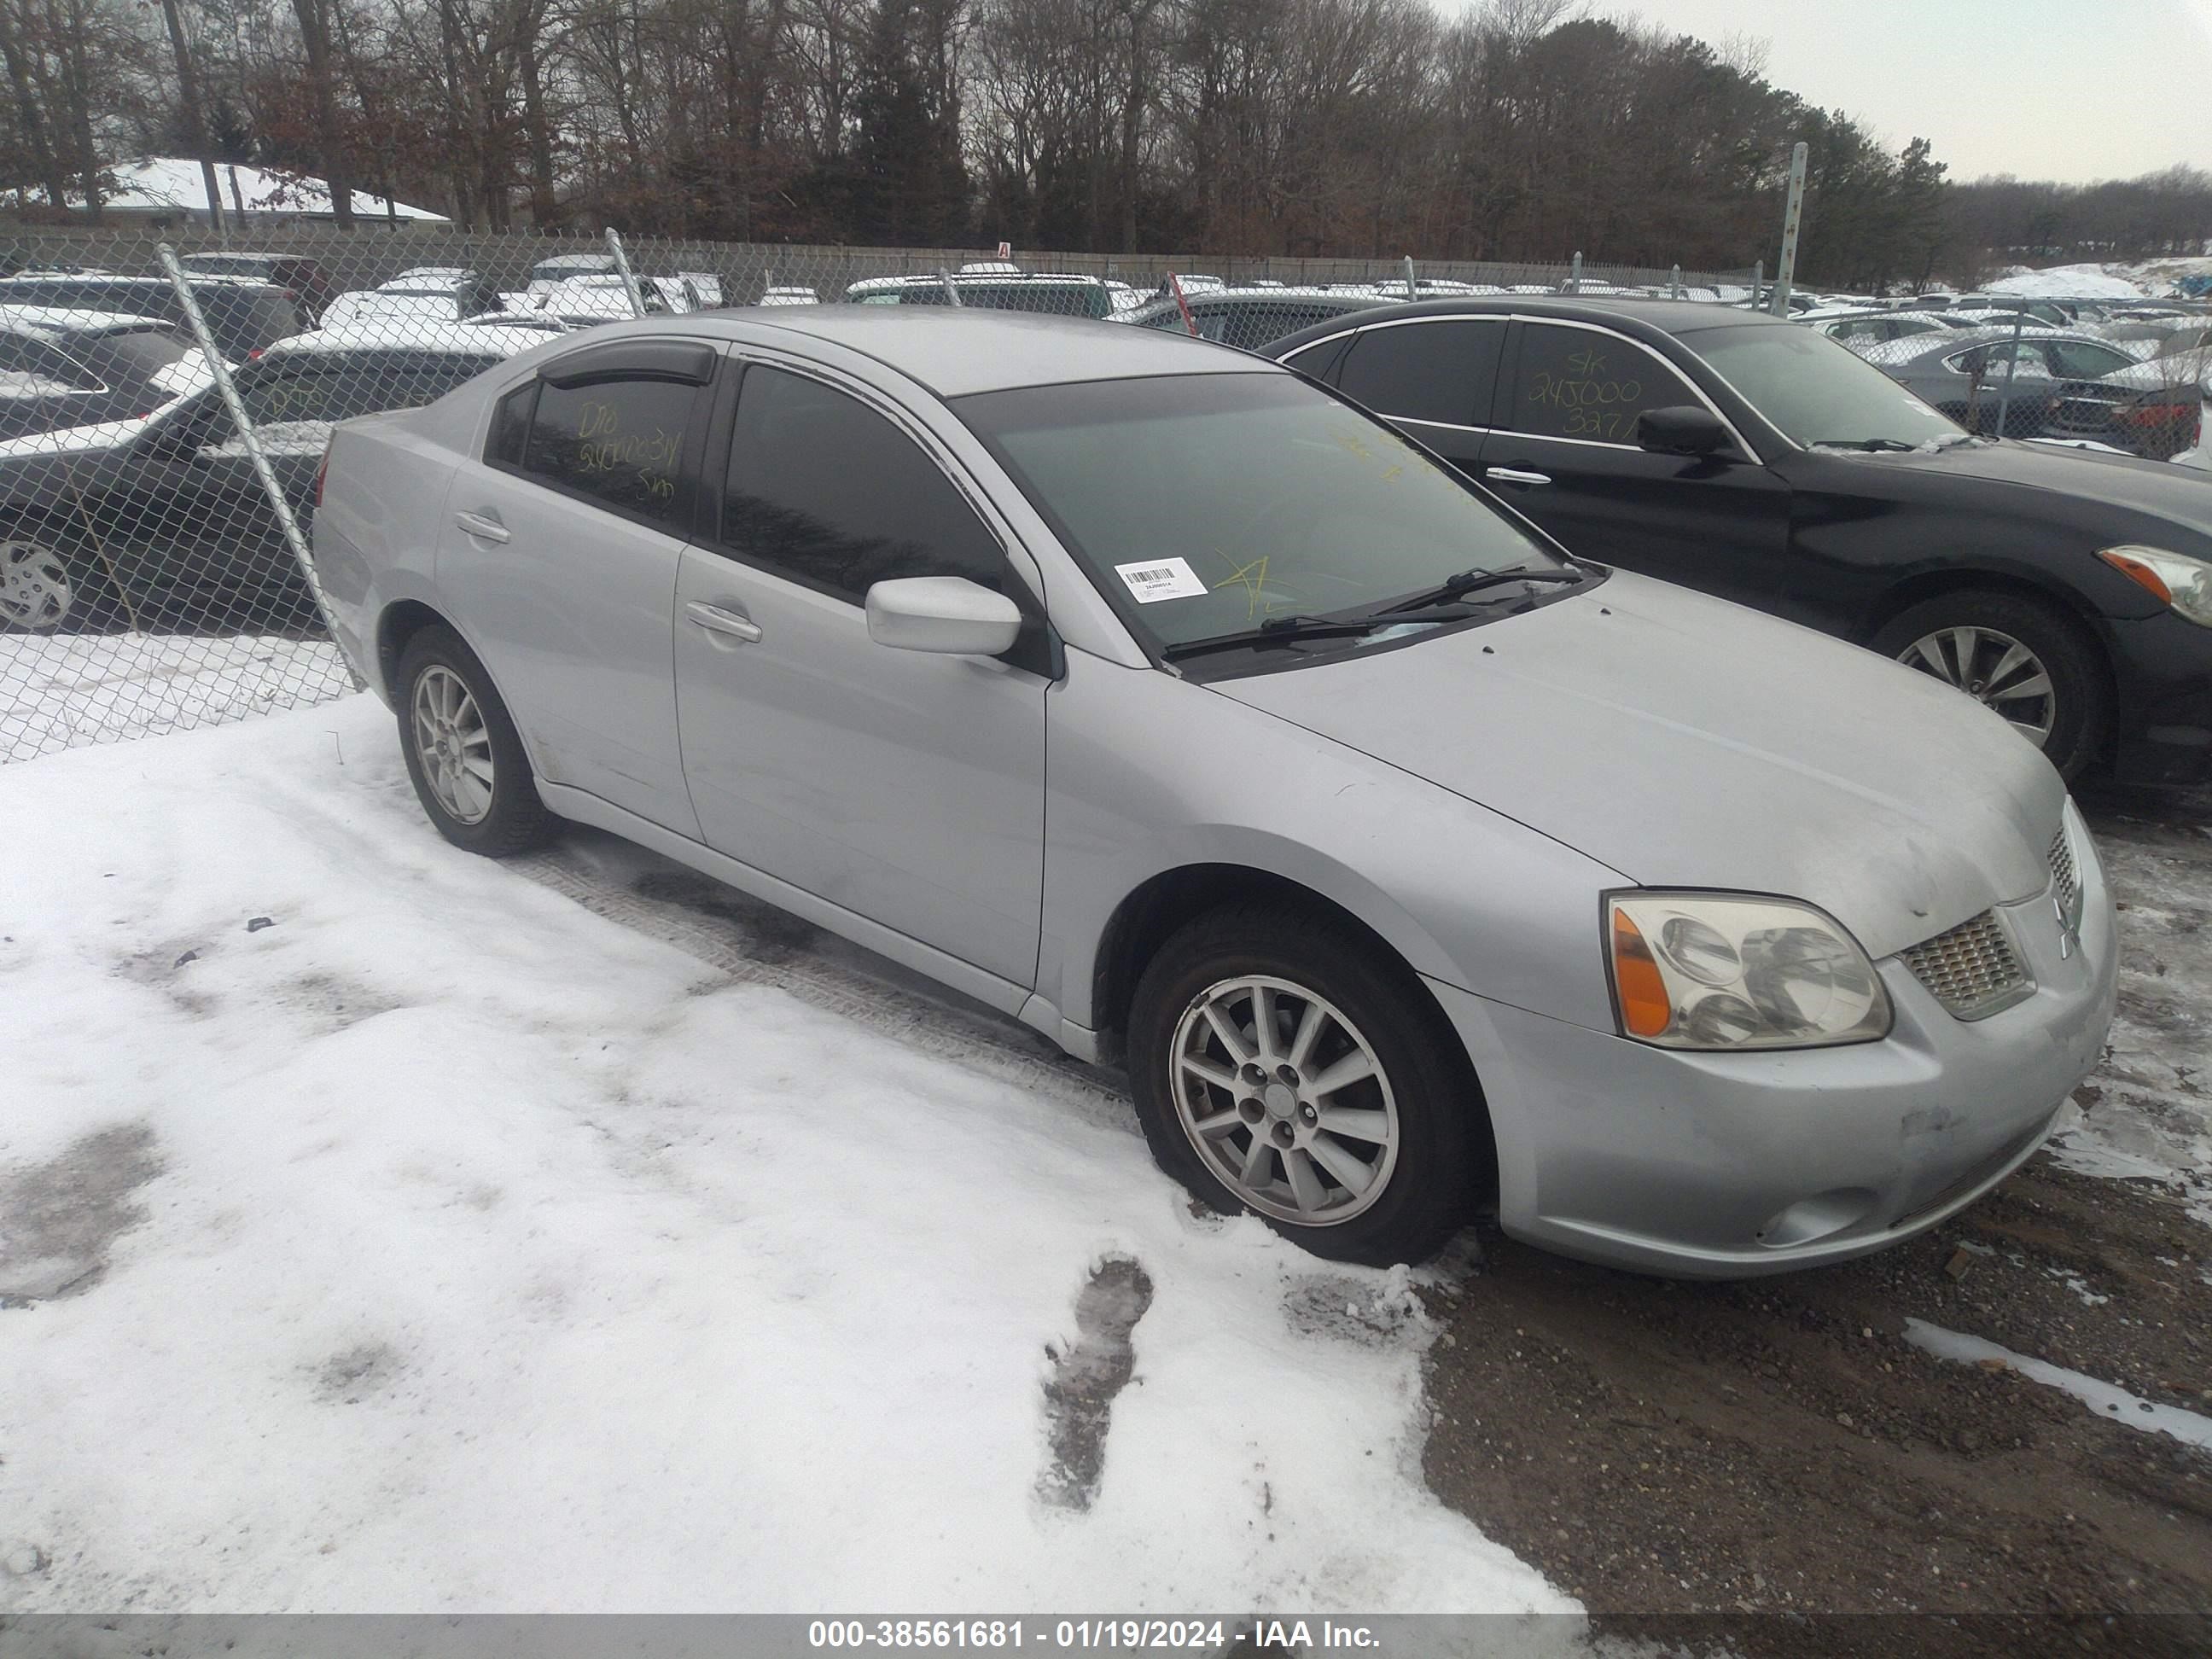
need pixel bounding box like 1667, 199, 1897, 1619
1992, 308, 2026, 441
1670, 264, 1682, 300
1568, 252, 1582, 295
937, 268, 963, 306
154, 243, 361, 688
1404, 255, 1418, 302
1753, 260, 1763, 309
1772, 141, 1809, 317
604, 227, 649, 317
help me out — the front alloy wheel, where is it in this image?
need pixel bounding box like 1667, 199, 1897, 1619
1171, 976, 1400, 1226
0, 538, 73, 632
1895, 625, 2056, 746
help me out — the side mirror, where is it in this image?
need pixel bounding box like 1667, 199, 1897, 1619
865, 576, 1023, 656
1636, 405, 1731, 457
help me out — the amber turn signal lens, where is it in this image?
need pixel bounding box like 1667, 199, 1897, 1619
1610, 907, 1673, 1039
2098, 549, 2173, 605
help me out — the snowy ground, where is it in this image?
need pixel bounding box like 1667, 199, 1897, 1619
0, 632, 351, 765
0, 693, 1569, 1621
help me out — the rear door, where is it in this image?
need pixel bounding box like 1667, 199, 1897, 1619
437, 340, 714, 835
1324, 315, 1508, 480
672, 358, 1047, 991
1481, 318, 1792, 608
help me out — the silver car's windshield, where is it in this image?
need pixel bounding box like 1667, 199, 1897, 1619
1685, 323, 1966, 450
957, 372, 1563, 653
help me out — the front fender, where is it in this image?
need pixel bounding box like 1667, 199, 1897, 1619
1039, 649, 1629, 1035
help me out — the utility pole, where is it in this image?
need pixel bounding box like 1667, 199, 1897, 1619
155, 0, 226, 242
1771, 141, 1808, 317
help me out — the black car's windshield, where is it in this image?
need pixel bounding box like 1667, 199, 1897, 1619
957, 372, 1565, 653
1685, 322, 1965, 450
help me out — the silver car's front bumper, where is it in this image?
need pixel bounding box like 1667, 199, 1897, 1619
1432, 859, 2117, 1279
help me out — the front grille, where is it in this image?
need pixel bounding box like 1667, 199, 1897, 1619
1902, 910, 2032, 1021
2049, 827, 2079, 917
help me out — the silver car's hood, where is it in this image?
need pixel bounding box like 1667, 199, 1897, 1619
1209, 570, 2062, 960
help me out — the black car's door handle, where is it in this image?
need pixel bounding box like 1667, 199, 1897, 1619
1485, 467, 1552, 486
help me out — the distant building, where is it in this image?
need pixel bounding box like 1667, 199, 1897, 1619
67, 159, 449, 227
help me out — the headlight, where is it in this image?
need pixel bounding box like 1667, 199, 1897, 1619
2098, 546, 2212, 627
1607, 892, 1893, 1051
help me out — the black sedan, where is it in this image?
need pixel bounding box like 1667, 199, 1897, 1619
0, 307, 195, 439
0, 321, 556, 634
1264, 297, 2212, 783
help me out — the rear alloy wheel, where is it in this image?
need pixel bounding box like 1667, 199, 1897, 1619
1871, 591, 2108, 780
1127, 901, 1484, 1266
0, 537, 73, 632
395, 625, 559, 856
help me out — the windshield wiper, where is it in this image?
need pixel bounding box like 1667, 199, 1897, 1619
1161, 614, 1386, 663
1809, 437, 1918, 452
1368, 563, 1586, 619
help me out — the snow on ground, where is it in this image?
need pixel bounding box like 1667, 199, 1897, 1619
0, 632, 351, 765
1988, 265, 2150, 300
2046, 818, 2212, 1225
0, 693, 1571, 1621
1903, 1318, 2212, 1452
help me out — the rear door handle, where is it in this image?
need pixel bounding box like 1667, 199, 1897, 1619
454, 509, 509, 543
1485, 467, 1551, 486
686, 600, 764, 643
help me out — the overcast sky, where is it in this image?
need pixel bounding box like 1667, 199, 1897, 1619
1551, 0, 2212, 183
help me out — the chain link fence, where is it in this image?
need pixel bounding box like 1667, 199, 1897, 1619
0, 224, 1767, 764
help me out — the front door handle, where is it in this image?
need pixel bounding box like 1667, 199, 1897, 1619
454, 509, 509, 543
1484, 467, 1552, 486
686, 600, 764, 643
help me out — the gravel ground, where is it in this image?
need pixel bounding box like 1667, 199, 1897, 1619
1420, 783, 2212, 1655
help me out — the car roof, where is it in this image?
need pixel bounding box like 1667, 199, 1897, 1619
571, 308, 1277, 396
0, 306, 178, 336
1266, 294, 1796, 353
267, 320, 559, 358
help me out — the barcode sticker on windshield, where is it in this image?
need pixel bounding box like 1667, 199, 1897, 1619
1115, 557, 1208, 603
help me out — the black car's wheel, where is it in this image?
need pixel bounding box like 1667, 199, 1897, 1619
1871, 591, 2109, 780
0, 522, 122, 633
1126, 900, 1487, 1266
394, 625, 559, 856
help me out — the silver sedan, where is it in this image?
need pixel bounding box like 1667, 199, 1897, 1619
311, 308, 2116, 1275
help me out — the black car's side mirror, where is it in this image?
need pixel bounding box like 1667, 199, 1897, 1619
1637, 405, 1731, 457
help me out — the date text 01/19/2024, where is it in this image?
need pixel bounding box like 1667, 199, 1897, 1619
806, 1620, 1384, 1649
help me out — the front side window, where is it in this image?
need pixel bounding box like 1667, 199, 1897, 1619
524, 375, 697, 523
721, 365, 1004, 601
1504, 322, 1699, 445
2045, 340, 2135, 381
957, 371, 1566, 656
1336, 320, 1504, 427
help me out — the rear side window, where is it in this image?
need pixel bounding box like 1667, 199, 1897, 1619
720, 364, 1002, 602
1336, 320, 1505, 427
523, 375, 698, 524
1505, 323, 1699, 445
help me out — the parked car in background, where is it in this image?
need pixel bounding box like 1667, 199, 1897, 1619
1265, 297, 2212, 783
843, 272, 1119, 318
526, 253, 618, 294
1850, 328, 2128, 436
758, 285, 820, 306
315, 306, 2112, 1276
1806, 309, 1952, 348
175, 251, 334, 322
0, 320, 558, 634
525, 276, 676, 328
377, 267, 503, 317
1120, 286, 1397, 351
0, 308, 195, 439
0, 274, 302, 364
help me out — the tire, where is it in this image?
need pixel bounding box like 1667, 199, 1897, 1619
0, 521, 123, 634
393, 625, 560, 856
1870, 590, 2109, 782
1126, 900, 1487, 1266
